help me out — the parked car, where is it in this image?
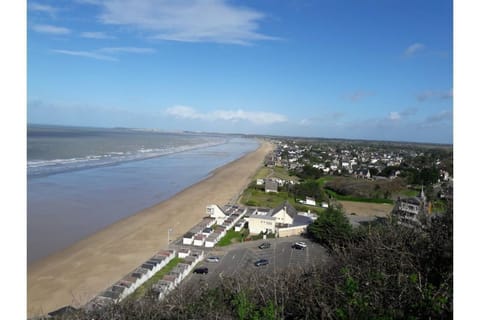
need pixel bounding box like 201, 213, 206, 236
254, 259, 269, 267
258, 242, 271, 249
292, 241, 307, 250
206, 256, 220, 263
193, 267, 209, 274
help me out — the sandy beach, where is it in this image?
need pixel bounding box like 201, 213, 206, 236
27, 140, 273, 317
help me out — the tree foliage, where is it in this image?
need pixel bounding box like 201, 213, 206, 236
307, 207, 353, 250
295, 164, 324, 180
290, 179, 326, 202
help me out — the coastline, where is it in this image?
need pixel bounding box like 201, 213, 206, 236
27, 140, 273, 317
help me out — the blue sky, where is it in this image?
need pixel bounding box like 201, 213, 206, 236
27, 0, 453, 144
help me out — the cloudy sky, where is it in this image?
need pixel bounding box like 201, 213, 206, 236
27, 0, 453, 143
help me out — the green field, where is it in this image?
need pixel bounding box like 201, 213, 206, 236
252, 165, 298, 182
272, 166, 297, 181
240, 188, 295, 208
253, 166, 271, 180
399, 189, 419, 197
431, 200, 447, 213
316, 176, 335, 185
325, 189, 394, 204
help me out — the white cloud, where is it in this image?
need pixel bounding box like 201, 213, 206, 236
80, 31, 115, 39
99, 47, 155, 53
165, 105, 287, 125
166, 105, 201, 119
345, 91, 373, 102
299, 118, 310, 126
52, 47, 155, 61
52, 49, 118, 61
32, 24, 71, 35
387, 108, 417, 121
86, 0, 277, 45
416, 89, 453, 101
29, 3, 58, 16
404, 42, 426, 56
388, 112, 401, 121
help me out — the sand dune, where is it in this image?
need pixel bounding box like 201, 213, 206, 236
27, 140, 273, 317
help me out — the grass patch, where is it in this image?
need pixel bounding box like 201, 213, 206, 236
240, 188, 294, 208
325, 189, 394, 204
431, 200, 447, 213
252, 165, 298, 182
272, 166, 298, 181
316, 176, 335, 185
399, 189, 419, 197
217, 229, 249, 247
253, 166, 272, 180
128, 257, 183, 300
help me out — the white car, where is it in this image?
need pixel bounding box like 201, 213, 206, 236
292, 241, 307, 249
206, 256, 220, 263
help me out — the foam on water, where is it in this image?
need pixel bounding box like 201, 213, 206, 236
27, 125, 227, 177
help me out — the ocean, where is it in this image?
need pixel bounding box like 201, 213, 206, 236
27, 124, 259, 263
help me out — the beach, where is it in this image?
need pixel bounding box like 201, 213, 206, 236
27, 140, 273, 317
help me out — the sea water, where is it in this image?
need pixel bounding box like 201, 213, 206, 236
27, 125, 259, 263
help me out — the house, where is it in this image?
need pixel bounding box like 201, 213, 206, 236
277, 214, 315, 237
256, 178, 265, 185
247, 201, 298, 235
391, 188, 428, 227
247, 212, 276, 235
356, 168, 371, 179
205, 233, 220, 248
321, 202, 329, 208
182, 232, 195, 245
206, 204, 227, 225
178, 248, 191, 258
305, 196, 316, 206
265, 179, 279, 193
234, 219, 246, 231
201, 227, 213, 236
193, 234, 206, 246
271, 201, 297, 226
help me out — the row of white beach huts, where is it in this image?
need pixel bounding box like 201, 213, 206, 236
181, 204, 247, 248
86, 248, 204, 309
84, 203, 244, 311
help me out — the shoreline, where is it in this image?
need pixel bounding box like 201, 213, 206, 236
27, 140, 273, 317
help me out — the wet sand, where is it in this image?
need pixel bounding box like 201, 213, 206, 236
27, 140, 273, 317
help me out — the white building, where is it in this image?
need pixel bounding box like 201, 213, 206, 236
248, 201, 298, 235
265, 179, 279, 193
206, 204, 227, 225
305, 197, 316, 206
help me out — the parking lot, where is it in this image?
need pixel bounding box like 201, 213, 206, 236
179, 236, 329, 290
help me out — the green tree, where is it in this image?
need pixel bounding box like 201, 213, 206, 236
307, 207, 352, 249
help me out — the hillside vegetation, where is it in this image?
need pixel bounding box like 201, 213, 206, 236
324, 177, 406, 200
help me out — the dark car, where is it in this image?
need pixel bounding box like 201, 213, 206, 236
292, 243, 305, 250
258, 242, 271, 249
193, 267, 209, 274
254, 259, 269, 267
